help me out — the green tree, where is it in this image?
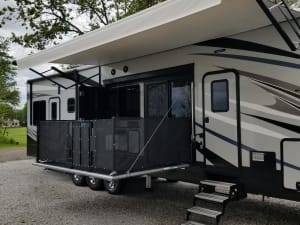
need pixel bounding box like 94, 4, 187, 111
0, 103, 15, 122
15, 103, 27, 127
124, 0, 165, 18
0, 36, 19, 134
0, 37, 19, 106
0, 0, 166, 50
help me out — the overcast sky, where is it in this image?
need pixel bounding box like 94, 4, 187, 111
0, 0, 49, 109
0, 0, 90, 109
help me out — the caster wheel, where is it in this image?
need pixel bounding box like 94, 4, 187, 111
72, 174, 87, 186
86, 177, 105, 191
104, 180, 125, 195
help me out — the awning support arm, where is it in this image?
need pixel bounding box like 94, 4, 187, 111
256, 0, 299, 51
52, 66, 100, 88
30, 67, 101, 90
29, 68, 69, 89
66, 72, 100, 89
51, 66, 69, 77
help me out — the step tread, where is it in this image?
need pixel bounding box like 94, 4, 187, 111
194, 192, 229, 203
200, 179, 236, 188
187, 206, 222, 218
181, 221, 207, 225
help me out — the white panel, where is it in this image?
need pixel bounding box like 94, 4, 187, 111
242, 149, 250, 167
140, 83, 145, 118
206, 133, 239, 167
206, 159, 214, 166
283, 141, 300, 190
196, 151, 204, 162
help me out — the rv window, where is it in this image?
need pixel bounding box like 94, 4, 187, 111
211, 80, 229, 112
67, 98, 75, 113
51, 102, 57, 120
33, 101, 46, 125
171, 81, 191, 118
146, 82, 168, 117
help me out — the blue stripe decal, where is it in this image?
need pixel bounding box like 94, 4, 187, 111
195, 122, 300, 171
193, 53, 300, 69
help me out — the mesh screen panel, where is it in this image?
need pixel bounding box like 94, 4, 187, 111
39, 121, 72, 167
38, 118, 191, 174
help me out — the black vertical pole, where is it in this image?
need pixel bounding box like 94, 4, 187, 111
36, 121, 40, 163
75, 70, 79, 120
98, 66, 102, 119
256, 0, 297, 51
112, 117, 116, 172
71, 122, 74, 169
29, 82, 33, 125
98, 66, 101, 88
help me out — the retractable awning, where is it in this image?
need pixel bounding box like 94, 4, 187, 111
17, 0, 276, 69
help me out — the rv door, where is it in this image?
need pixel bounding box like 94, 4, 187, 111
49, 98, 60, 120
202, 70, 240, 169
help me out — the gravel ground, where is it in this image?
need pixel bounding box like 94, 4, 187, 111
0, 160, 299, 225
0, 148, 30, 163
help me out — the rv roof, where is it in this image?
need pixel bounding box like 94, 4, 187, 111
17, 0, 276, 69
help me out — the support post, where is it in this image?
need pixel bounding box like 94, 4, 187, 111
145, 175, 153, 191
75, 70, 79, 120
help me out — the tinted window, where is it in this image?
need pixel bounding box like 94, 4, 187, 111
67, 98, 75, 113
33, 101, 46, 125
211, 80, 229, 112
147, 83, 168, 117
118, 85, 140, 117
51, 102, 57, 120
171, 81, 191, 118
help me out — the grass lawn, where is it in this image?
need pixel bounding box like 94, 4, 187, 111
0, 127, 27, 149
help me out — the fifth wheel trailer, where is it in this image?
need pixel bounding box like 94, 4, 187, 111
22, 0, 300, 224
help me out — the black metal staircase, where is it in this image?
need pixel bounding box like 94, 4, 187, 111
182, 180, 240, 225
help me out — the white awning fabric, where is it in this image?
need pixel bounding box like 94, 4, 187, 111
17, 0, 273, 69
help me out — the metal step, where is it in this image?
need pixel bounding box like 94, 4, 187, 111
181, 221, 206, 225
200, 179, 236, 189
194, 192, 229, 203
187, 206, 222, 219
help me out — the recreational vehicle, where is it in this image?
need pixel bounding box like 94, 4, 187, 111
21, 0, 300, 224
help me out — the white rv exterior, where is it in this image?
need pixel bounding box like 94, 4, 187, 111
23, 1, 300, 221
95, 20, 300, 193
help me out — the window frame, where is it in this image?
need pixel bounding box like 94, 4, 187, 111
32, 100, 46, 126
145, 81, 169, 118
145, 79, 192, 118
117, 84, 141, 117
211, 79, 229, 113
51, 102, 58, 120
67, 98, 76, 113
170, 80, 192, 118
